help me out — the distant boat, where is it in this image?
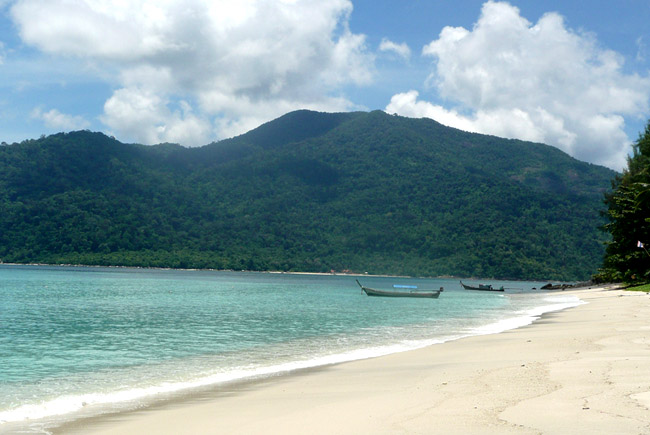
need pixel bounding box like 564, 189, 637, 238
459, 280, 504, 292
356, 280, 443, 298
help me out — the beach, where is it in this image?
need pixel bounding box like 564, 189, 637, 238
59, 285, 650, 434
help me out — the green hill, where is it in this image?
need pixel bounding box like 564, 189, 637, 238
0, 110, 616, 280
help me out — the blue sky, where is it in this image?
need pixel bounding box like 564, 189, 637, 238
1, 0, 650, 170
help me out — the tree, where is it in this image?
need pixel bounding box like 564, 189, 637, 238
597, 122, 650, 283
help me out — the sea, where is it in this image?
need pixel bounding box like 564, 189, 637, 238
0, 264, 584, 434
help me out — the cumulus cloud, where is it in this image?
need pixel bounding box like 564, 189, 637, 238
11, 0, 373, 145
31, 107, 90, 131
387, 90, 476, 132
101, 88, 212, 145
387, 1, 650, 170
379, 38, 411, 61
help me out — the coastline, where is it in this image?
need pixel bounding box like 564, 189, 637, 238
0, 262, 574, 283
0, 262, 402, 278
58, 285, 650, 434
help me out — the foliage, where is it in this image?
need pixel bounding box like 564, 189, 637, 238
595, 122, 650, 283
0, 111, 615, 280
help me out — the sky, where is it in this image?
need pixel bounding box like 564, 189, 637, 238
1, 1, 650, 170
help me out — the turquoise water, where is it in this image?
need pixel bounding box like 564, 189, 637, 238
0, 265, 582, 433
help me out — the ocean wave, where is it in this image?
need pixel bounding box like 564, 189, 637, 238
469, 294, 585, 336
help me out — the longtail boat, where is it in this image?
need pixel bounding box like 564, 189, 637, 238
460, 280, 504, 292
356, 280, 443, 298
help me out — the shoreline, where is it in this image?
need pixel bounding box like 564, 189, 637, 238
0, 262, 577, 283
56, 285, 650, 434
0, 262, 409, 279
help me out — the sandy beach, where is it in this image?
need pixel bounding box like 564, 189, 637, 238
62, 286, 650, 435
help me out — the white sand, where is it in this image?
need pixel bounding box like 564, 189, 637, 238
65, 286, 650, 434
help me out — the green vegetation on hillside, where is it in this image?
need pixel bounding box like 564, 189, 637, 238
596, 121, 650, 284
0, 111, 615, 280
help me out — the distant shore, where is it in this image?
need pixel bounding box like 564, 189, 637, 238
0, 262, 578, 285
58, 284, 650, 434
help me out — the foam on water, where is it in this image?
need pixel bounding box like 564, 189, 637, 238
469, 294, 586, 336
0, 340, 446, 426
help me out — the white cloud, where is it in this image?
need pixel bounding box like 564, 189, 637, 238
386, 90, 476, 132
387, 1, 650, 170
379, 38, 411, 61
101, 88, 212, 146
11, 0, 180, 60
31, 107, 90, 131
11, 0, 374, 145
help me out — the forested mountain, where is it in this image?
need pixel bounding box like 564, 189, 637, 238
0, 110, 616, 280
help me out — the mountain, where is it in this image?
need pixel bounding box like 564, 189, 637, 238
0, 110, 616, 280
